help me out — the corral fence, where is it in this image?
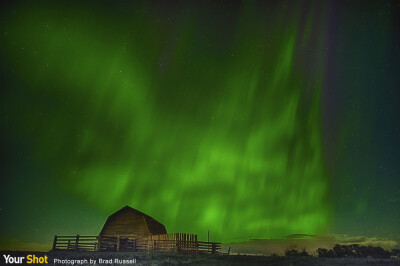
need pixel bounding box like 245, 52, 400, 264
52, 235, 98, 251
52, 233, 221, 254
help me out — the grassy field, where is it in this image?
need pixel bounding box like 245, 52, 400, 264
1, 251, 400, 265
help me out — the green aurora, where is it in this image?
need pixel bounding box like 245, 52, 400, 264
1, 0, 399, 249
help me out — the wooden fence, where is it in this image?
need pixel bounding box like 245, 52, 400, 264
53, 233, 221, 254
52, 235, 98, 251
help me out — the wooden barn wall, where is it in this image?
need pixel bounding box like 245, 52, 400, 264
100, 212, 151, 238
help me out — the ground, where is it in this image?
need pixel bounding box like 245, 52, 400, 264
1, 251, 400, 265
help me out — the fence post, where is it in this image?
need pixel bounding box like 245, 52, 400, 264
117, 235, 120, 251
208, 230, 210, 253
212, 243, 216, 254
133, 239, 136, 251
98, 236, 101, 251
75, 235, 79, 251
195, 235, 198, 253
52, 235, 57, 251
176, 233, 179, 252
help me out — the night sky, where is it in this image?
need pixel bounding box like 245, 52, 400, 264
1, 0, 399, 251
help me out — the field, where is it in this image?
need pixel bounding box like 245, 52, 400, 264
1, 251, 400, 265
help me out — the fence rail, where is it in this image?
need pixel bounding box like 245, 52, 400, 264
53, 234, 221, 254
53, 235, 98, 251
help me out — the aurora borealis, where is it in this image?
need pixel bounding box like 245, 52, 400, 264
1, 0, 399, 250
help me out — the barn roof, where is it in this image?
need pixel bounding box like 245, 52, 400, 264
99, 206, 167, 237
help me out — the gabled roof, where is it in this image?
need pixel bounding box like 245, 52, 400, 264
99, 205, 167, 237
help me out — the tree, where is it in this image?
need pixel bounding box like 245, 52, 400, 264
369, 246, 390, 259
284, 245, 300, 257
299, 248, 310, 256
333, 244, 348, 257
317, 248, 329, 257
391, 249, 400, 258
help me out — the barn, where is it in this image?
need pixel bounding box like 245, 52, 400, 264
52, 205, 221, 253
99, 205, 167, 239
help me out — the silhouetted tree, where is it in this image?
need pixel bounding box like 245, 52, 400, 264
369, 246, 391, 259
391, 249, 400, 258
299, 248, 310, 256
348, 244, 361, 257
317, 248, 329, 257
284, 245, 310, 257
318, 244, 392, 259
284, 245, 300, 257
333, 244, 350, 257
